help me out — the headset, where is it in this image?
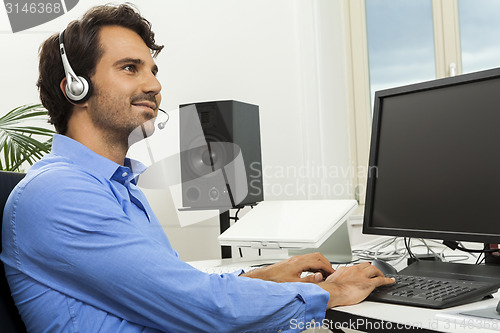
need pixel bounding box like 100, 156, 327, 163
58, 29, 93, 103
58, 29, 168, 130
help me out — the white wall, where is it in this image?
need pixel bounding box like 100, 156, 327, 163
0, 0, 353, 261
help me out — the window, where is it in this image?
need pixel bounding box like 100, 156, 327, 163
458, 0, 500, 73
345, 0, 500, 205
366, 0, 435, 109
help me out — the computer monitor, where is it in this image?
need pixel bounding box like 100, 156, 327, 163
363, 67, 500, 275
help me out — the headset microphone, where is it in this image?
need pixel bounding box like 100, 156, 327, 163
157, 109, 169, 129
59, 29, 92, 103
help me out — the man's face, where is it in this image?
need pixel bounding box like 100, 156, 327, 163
87, 25, 162, 142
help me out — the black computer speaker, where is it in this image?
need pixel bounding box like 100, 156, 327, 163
179, 100, 264, 209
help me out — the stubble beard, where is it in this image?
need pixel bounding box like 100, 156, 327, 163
88, 88, 154, 151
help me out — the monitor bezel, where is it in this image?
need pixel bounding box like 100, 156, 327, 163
363, 66, 500, 244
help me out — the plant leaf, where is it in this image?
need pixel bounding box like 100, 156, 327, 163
0, 104, 55, 171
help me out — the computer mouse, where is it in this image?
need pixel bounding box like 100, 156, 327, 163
371, 259, 398, 276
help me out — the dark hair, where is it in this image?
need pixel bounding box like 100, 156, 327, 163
37, 3, 164, 134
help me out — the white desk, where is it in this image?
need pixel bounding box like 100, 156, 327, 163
326, 295, 500, 333
189, 239, 500, 333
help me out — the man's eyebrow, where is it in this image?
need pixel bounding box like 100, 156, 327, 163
113, 57, 143, 67
113, 57, 159, 74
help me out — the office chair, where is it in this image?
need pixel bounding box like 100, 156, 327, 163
0, 171, 27, 333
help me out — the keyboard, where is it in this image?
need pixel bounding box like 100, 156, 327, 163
367, 274, 500, 309
198, 264, 253, 275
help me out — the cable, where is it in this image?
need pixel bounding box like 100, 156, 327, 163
476, 253, 485, 265
443, 240, 499, 254
353, 237, 474, 266
404, 238, 418, 261
229, 207, 242, 222
352, 237, 408, 261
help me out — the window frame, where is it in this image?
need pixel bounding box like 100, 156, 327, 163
344, 0, 462, 206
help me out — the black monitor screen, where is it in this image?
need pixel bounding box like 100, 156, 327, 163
363, 67, 500, 244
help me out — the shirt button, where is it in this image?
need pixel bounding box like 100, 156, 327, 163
122, 172, 128, 177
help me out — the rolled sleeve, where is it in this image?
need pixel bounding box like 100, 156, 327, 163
293, 283, 330, 331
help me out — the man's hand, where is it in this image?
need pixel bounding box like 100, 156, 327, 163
240, 252, 335, 283
319, 262, 395, 308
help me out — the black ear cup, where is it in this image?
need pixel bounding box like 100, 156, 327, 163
59, 30, 93, 103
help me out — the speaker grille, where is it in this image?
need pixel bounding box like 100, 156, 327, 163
179, 100, 263, 208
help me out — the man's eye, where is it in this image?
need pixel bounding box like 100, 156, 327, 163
123, 65, 136, 72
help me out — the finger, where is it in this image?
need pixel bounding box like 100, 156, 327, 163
295, 263, 334, 278
365, 265, 386, 278
300, 272, 323, 283
300, 254, 335, 275
314, 272, 323, 282
307, 267, 334, 279
371, 275, 396, 287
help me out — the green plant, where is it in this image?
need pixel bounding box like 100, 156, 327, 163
0, 104, 55, 171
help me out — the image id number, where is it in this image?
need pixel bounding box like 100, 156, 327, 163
5, 2, 62, 14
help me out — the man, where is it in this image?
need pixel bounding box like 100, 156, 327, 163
1, 4, 393, 332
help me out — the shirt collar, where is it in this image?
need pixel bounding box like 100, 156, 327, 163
50, 134, 147, 181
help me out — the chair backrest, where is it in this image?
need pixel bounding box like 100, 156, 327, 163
0, 171, 27, 333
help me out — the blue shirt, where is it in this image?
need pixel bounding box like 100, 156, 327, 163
1, 134, 329, 333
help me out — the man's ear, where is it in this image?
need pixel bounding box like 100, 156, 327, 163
60, 78, 88, 107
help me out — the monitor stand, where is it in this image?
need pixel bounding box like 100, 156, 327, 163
400, 260, 500, 284
288, 221, 353, 264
